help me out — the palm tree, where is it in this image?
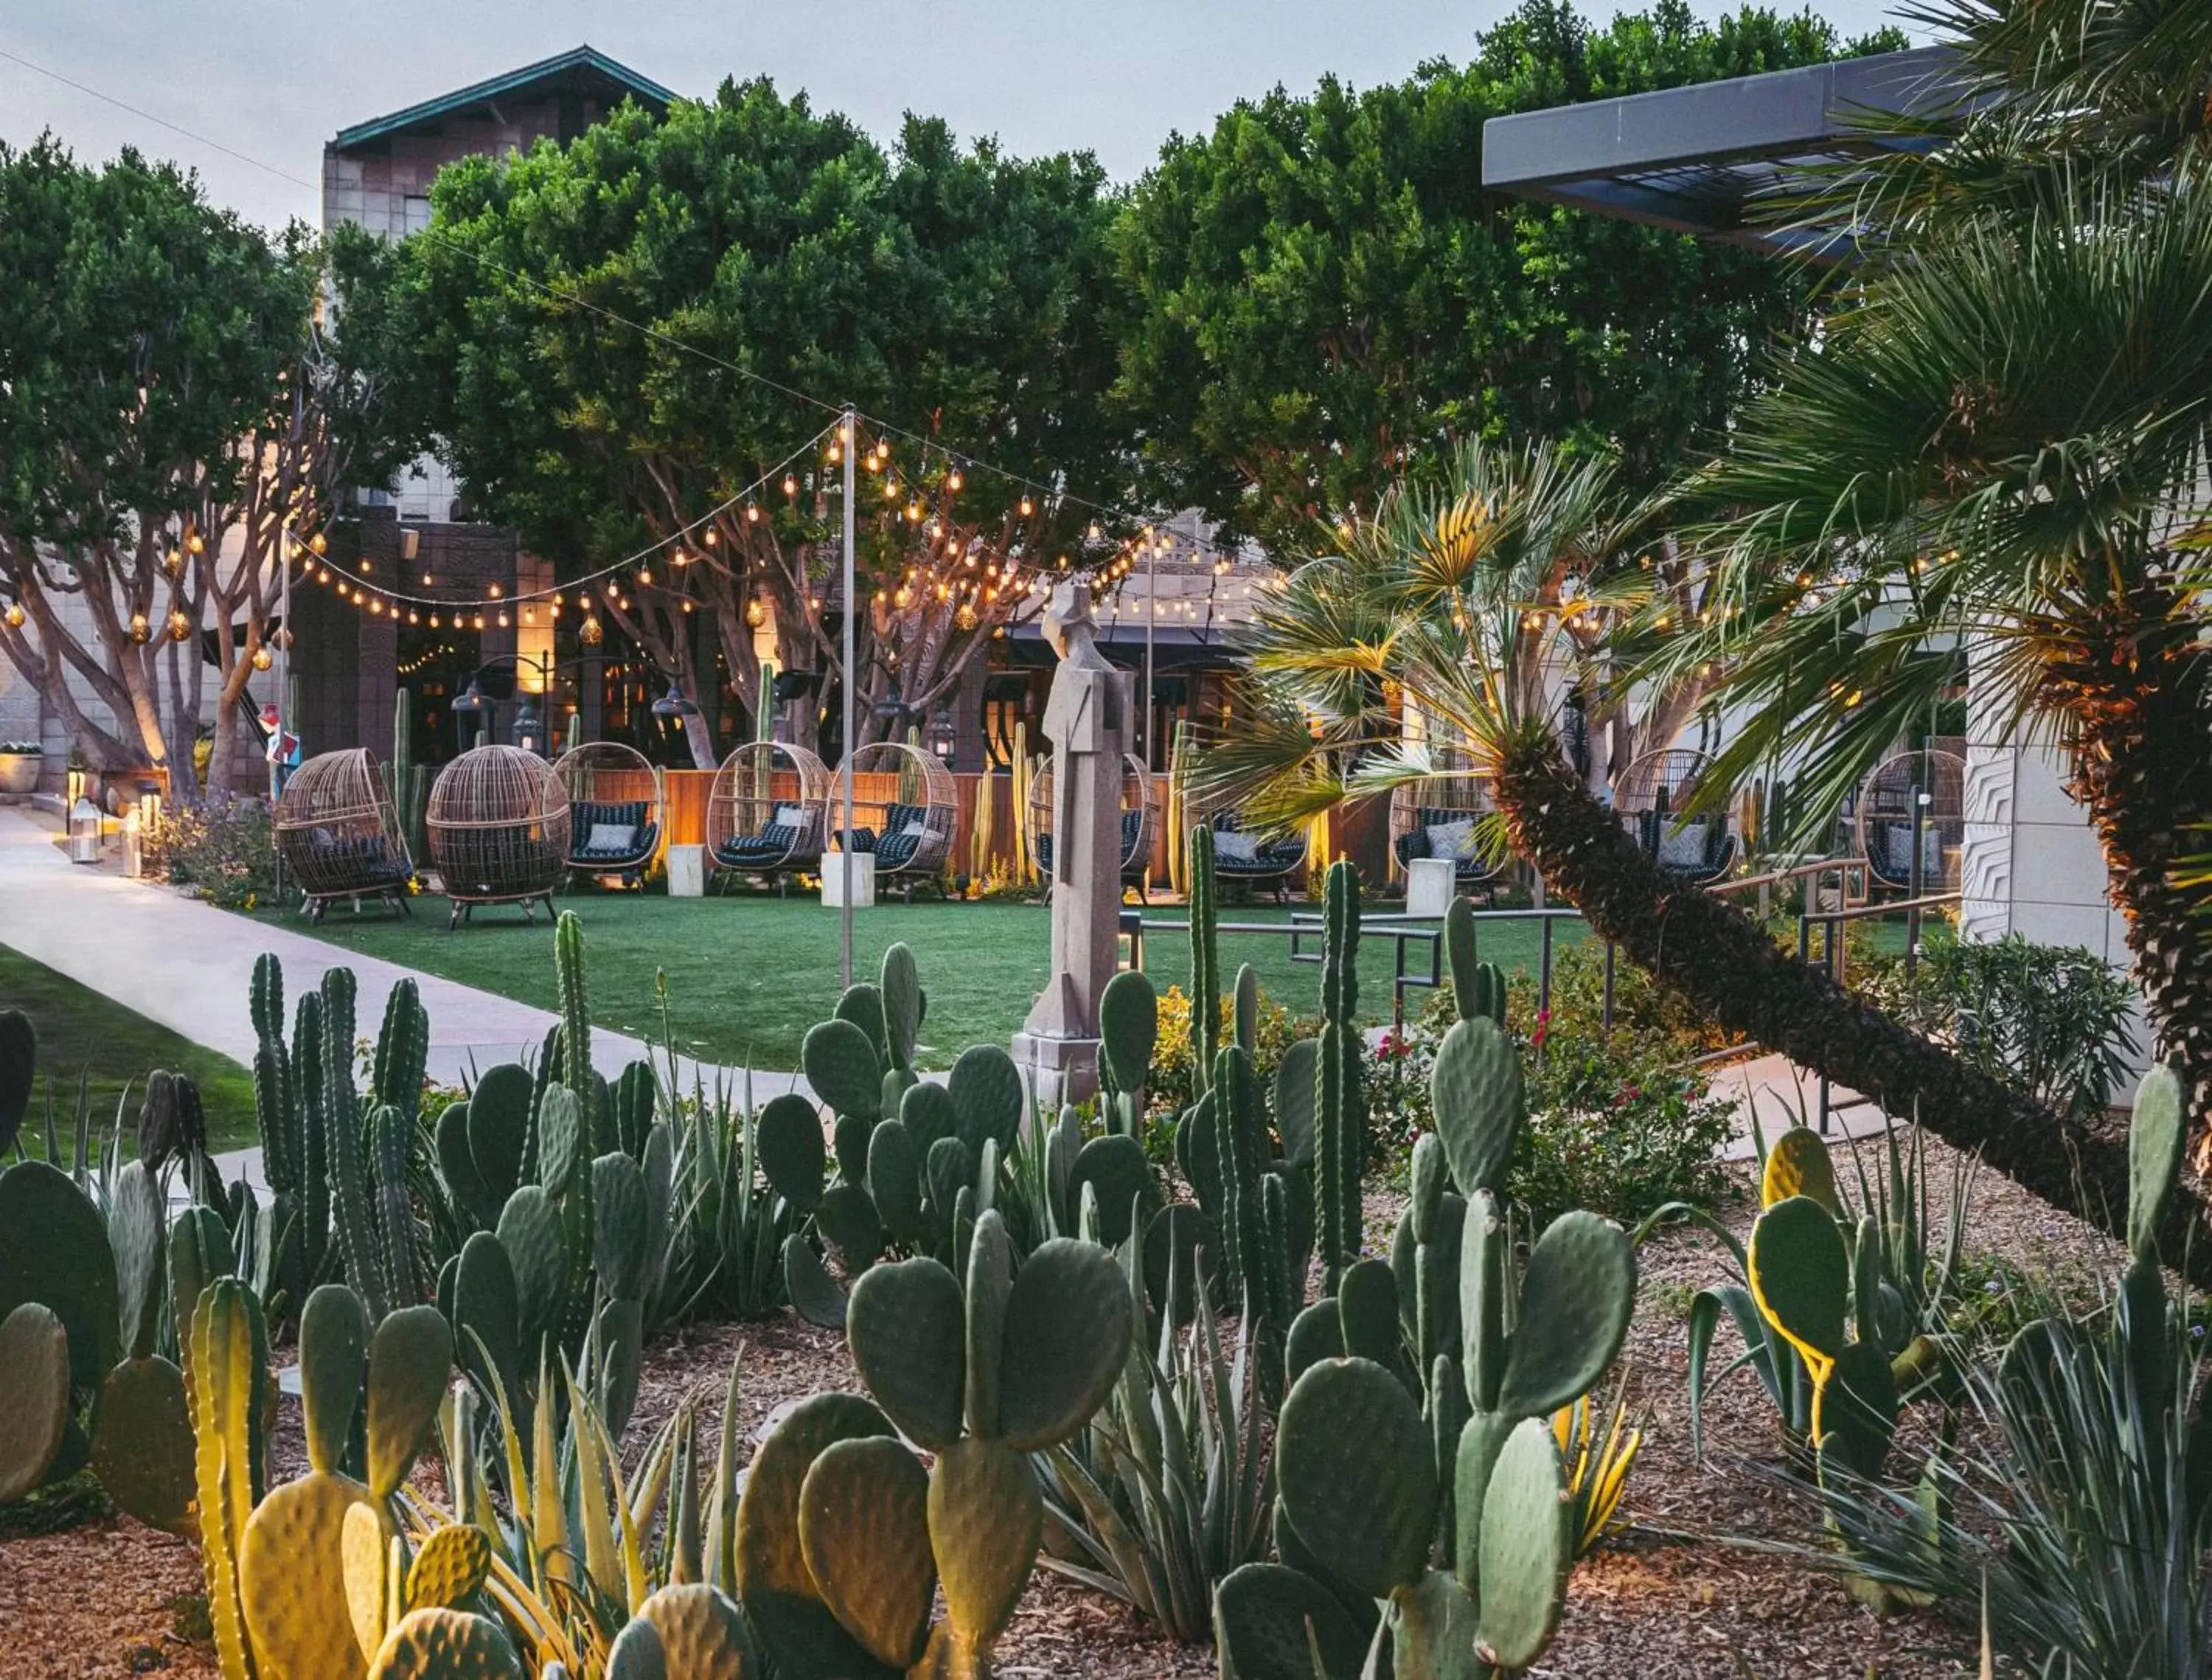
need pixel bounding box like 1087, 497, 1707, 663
1650, 164, 2212, 1149
1200, 437, 2207, 1279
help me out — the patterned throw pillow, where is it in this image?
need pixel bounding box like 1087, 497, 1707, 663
585, 822, 637, 854
773, 804, 808, 828
1425, 819, 1476, 861
1657, 820, 1711, 872
1214, 830, 1261, 864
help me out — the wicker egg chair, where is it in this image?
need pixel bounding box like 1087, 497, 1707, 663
1388, 748, 1510, 906
553, 740, 664, 887
829, 740, 958, 900
1854, 748, 1966, 893
1188, 794, 1308, 903
707, 740, 832, 894
272, 749, 413, 921
1615, 747, 1737, 886
426, 746, 571, 928
1029, 753, 1158, 897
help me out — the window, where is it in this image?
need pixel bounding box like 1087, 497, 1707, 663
402, 195, 431, 237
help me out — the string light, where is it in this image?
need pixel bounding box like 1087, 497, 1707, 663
128, 611, 150, 644
251, 645, 273, 670
3, 603, 21, 629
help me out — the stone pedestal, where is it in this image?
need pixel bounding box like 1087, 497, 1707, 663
1405, 856, 1457, 919
821, 849, 876, 909
664, 843, 706, 898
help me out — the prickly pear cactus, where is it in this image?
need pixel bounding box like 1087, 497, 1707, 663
1217, 982, 1636, 1679
740, 1212, 1133, 1679
0, 1302, 70, 1503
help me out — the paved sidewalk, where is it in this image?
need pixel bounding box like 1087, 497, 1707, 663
0, 806, 768, 1089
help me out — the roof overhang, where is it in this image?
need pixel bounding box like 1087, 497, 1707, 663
1481, 46, 1961, 260
331, 45, 674, 154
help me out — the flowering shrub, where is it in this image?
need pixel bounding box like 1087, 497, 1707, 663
1384, 985, 1736, 1226
1514, 1035, 1736, 1226
1142, 981, 1314, 1164
152, 794, 281, 911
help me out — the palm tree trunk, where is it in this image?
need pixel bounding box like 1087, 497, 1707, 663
1490, 736, 2211, 1284
2045, 614, 2212, 1165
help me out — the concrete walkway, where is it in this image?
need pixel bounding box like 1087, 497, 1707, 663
1708, 1050, 1901, 1159
0, 806, 809, 1100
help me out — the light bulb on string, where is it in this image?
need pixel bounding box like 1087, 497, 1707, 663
636, 566, 653, 586
703, 528, 717, 548
1019, 496, 1034, 518
783, 475, 799, 497
745, 504, 759, 524
947, 469, 962, 492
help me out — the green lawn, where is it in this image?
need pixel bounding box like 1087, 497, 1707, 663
238, 892, 1585, 1072
0, 944, 258, 1153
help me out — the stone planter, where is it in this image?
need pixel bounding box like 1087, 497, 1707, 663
0, 753, 41, 799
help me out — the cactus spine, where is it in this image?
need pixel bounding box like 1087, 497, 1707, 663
1315, 859, 1363, 1294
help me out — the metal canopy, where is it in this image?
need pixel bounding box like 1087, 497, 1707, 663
1481, 46, 1961, 258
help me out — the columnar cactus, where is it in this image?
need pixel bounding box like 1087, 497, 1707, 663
0, 1007, 32, 1156
555, 910, 591, 1098
1188, 825, 1220, 1098
1314, 859, 1363, 1294
372, 977, 429, 1123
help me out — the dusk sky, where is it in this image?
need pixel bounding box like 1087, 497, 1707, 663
5, 0, 1918, 229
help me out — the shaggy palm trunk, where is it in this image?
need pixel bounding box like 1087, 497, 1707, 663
1490, 737, 2212, 1285
2045, 606, 2212, 1165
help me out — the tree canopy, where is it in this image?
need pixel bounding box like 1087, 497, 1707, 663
0, 139, 402, 793
1110, 0, 1907, 553
386, 80, 1133, 751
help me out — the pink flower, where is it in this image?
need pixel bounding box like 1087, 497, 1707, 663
1531, 1008, 1551, 1053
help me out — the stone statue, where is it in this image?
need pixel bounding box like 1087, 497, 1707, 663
1012, 580, 1134, 1105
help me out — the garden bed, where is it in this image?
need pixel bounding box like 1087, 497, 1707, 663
10, 1131, 2118, 1679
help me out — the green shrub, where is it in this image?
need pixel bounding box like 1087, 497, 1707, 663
1858, 926, 2137, 1120
151, 794, 280, 910
1373, 1008, 1735, 1226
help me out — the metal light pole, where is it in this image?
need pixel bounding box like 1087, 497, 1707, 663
839, 406, 857, 992
1143, 530, 1155, 768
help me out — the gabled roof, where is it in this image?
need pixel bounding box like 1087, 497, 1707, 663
330, 45, 674, 153
1481, 46, 1961, 260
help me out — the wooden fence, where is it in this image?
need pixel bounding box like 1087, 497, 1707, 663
659, 768, 1389, 892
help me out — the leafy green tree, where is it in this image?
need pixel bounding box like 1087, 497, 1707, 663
1110, 0, 1905, 554
0, 139, 404, 799
386, 80, 1131, 757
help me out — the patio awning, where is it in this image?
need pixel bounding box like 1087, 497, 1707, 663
1480, 46, 1962, 260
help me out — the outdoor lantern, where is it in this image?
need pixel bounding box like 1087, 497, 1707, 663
137, 780, 161, 835
931, 707, 956, 766
65, 765, 86, 808
251, 644, 274, 671
512, 693, 545, 757
650, 678, 698, 735
451, 676, 490, 751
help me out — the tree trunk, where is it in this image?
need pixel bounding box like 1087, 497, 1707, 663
1490, 735, 2211, 1285
2045, 610, 2212, 1164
